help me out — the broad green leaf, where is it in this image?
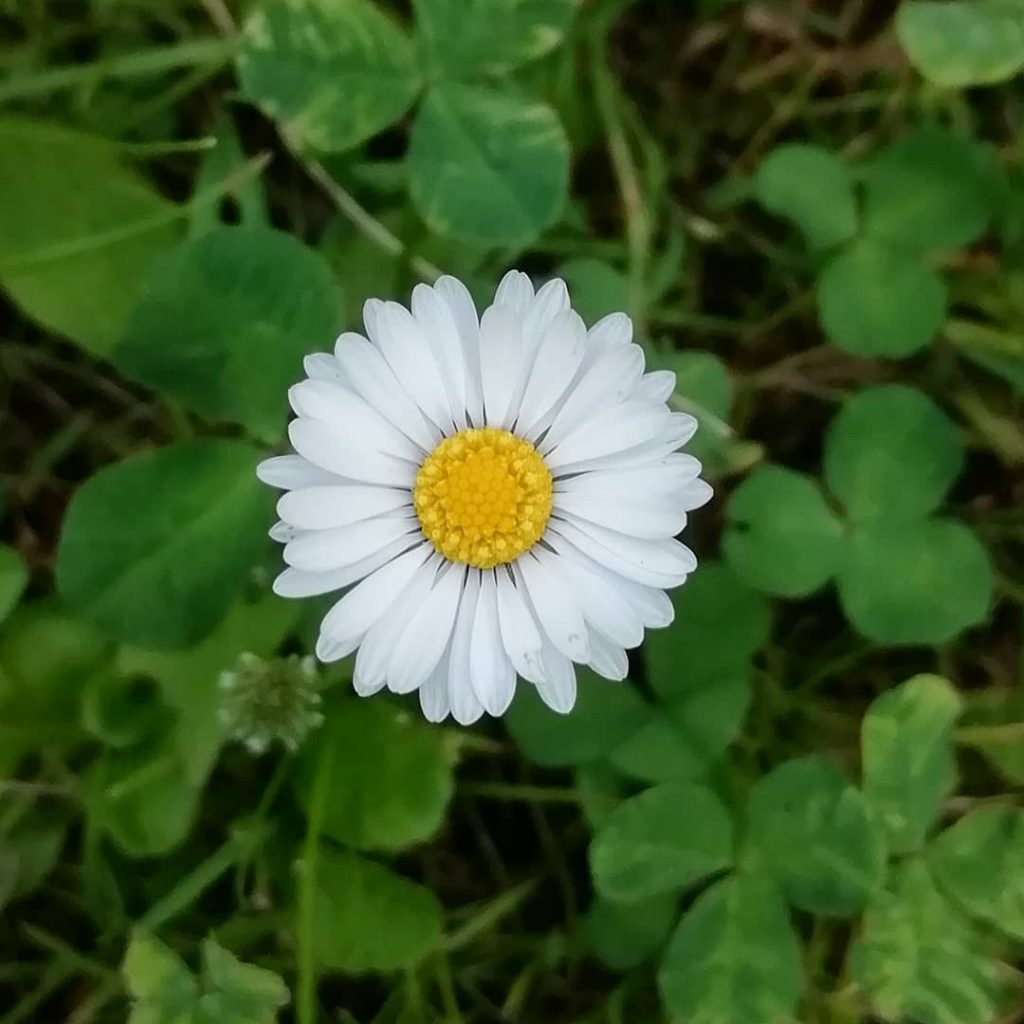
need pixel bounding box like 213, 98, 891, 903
57, 440, 272, 649
506, 671, 652, 766
929, 806, 1024, 940
0, 545, 27, 624
308, 848, 441, 972
818, 237, 946, 357
746, 756, 886, 915
558, 258, 629, 324
413, 0, 577, 77
838, 520, 993, 645
81, 673, 167, 749
897, 1, 1024, 88
658, 873, 801, 1024
862, 126, 997, 253
610, 674, 750, 782
124, 932, 198, 1021
576, 762, 630, 830
0, 119, 180, 356
645, 561, 770, 695
851, 860, 1001, 1024
238, 0, 422, 152
293, 696, 452, 851
754, 144, 857, 249
198, 939, 289, 1023
723, 465, 844, 598
89, 732, 201, 857
409, 82, 569, 246
0, 816, 66, 911
824, 385, 964, 525
590, 782, 733, 902
584, 893, 677, 970
121, 594, 300, 785
861, 675, 962, 853
116, 228, 343, 442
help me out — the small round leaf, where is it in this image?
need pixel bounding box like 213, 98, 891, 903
838, 520, 993, 645
723, 465, 845, 598
409, 82, 569, 247
818, 237, 946, 357
824, 384, 964, 525
238, 0, 422, 152
584, 893, 678, 970
590, 782, 733, 903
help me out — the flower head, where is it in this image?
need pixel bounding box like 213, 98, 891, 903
258, 272, 711, 724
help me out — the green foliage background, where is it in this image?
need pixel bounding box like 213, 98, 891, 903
1, 0, 1023, 1022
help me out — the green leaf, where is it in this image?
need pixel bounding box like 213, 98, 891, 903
413, 0, 577, 77
746, 756, 887, 915
57, 440, 272, 649
610, 674, 750, 783
658, 873, 801, 1024
0, 545, 27, 624
199, 939, 289, 1023
590, 782, 733, 902
293, 696, 452, 852
754, 144, 858, 249
851, 860, 1001, 1024
409, 82, 569, 246
959, 688, 1024, 785
0, 118, 180, 356
862, 126, 997, 253
121, 594, 300, 785
861, 675, 962, 854
723, 465, 845, 598
818, 237, 946, 357
116, 228, 343, 442
90, 732, 201, 857
558, 258, 629, 324
929, 806, 1024, 940
506, 671, 652, 766
0, 816, 66, 910
309, 848, 441, 972
237, 0, 422, 152
838, 520, 993, 645
824, 385, 964, 525
645, 561, 769, 695
81, 673, 167, 749
584, 893, 677, 970
897, 1, 1024, 88
124, 932, 198, 1021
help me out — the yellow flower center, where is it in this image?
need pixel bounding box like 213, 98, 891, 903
413, 427, 553, 569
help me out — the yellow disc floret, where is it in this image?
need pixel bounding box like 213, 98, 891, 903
413, 428, 553, 569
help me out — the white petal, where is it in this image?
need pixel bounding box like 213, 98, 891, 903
419, 661, 451, 723
334, 333, 439, 451
447, 570, 484, 725
515, 309, 586, 435
479, 303, 525, 428
533, 644, 576, 714
633, 369, 676, 403
496, 569, 545, 684
537, 344, 644, 448
546, 402, 672, 472
316, 633, 358, 663
522, 278, 569, 357
288, 379, 419, 462
680, 478, 714, 511
304, 352, 346, 383
434, 275, 483, 425
587, 630, 629, 681
555, 454, 703, 498
555, 492, 687, 539
411, 283, 468, 430
318, 545, 432, 650
277, 486, 411, 531
389, 563, 465, 694
354, 556, 441, 696
494, 269, 534, 315
548, 518, 693, 588
469, 573, 517, 715
289, 419, 416, 488
269, 520, 299, 543
257, 454, 339, 490
272, 537, 414, 597
587, 312, 633, 353
559, 553, 645, 648
517, 550, 590, 662
284, 514, 420, 571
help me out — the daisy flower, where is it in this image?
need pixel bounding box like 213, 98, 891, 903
258, 271, 711, 725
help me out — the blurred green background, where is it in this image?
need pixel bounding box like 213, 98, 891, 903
2, 0, 1024, 1021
